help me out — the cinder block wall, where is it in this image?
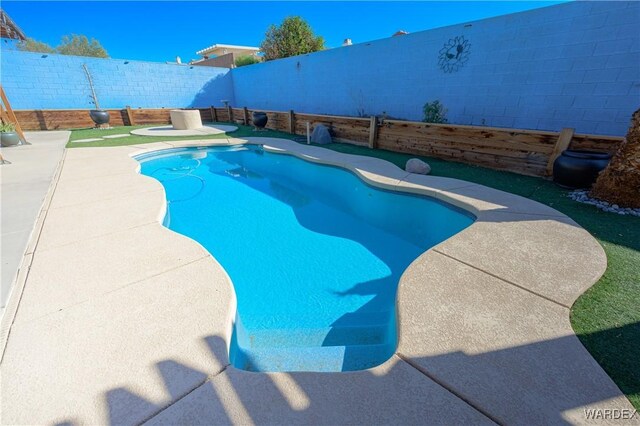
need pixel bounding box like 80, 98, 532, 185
0, 50, 235, 109
232, 1, 639, 135
1, 2, 637, 135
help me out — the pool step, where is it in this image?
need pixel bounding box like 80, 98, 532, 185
239, 310, 393, 330
231, 342, 396, 372
240, 323, 392, 348
231, 312, 397, 371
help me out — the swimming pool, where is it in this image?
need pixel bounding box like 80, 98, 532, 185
137, 145, 474, 372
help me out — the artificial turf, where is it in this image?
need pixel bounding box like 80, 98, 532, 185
68, 123, 640, 408
66, 123, 298, 148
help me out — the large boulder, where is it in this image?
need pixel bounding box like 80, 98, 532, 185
406, 158, 431, 174
311, 124, 332, 145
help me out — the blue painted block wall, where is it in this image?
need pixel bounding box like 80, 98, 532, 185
0, 50, 235, 109
232, 1, 639, 136
1, 1, 637, 135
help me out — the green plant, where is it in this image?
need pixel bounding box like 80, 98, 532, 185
260, 16, 325, 61
423, 100, 448, 124
57, 34, 108, 58
16, 37, 56, 54
0, 122, 16, 132
235, 55, 261, 67
17, 34, 108, 58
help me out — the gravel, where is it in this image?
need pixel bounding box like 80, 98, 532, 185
568, 190, 640, 216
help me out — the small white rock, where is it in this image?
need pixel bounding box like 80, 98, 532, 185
568, 189, 640, 216
406, 158, 431, 175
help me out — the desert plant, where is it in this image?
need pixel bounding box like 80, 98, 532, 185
235, 55, 261, 67
260, 16, 325, 61
590, 108, 640, 208
0, 122, 16, 132
423, 100, 448, 124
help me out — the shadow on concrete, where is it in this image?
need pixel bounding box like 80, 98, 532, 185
90, 323, 638, 425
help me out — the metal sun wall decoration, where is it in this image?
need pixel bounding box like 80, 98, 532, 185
438, 36, 471, 73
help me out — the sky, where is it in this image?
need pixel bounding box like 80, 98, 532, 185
3, 1, 567, 63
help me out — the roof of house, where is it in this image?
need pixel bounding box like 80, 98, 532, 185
196, 43, 260, 57
0, 10, 26, 41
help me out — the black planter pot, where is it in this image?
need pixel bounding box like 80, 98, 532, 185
252, 112, 268, 129
553, 150, 612, 189
1, 131, 20, 147
89, 110, 110, 126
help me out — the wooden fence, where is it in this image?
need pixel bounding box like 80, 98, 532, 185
13, 106, 623, 177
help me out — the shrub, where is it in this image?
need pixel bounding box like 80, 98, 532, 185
16, 38, 55, 54
235, 55, 261, 67
423, 100, 448, 124
18, 34, 108, 58
260, 16, 325, 61
57, 34, 108, 58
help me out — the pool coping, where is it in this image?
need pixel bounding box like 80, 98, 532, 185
1, 136, 635, 425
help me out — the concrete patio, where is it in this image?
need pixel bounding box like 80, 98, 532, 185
0, 131, 68, 319
0, 135, 636, 425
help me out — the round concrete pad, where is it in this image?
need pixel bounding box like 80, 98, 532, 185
130, 124, 238, 137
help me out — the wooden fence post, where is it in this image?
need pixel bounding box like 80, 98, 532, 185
546, 127, 575, 176
227, 105, 233, 123
368, 115, 379, 149
288, 110, 296, 134
0, 85, 26, 141
125, 106, 135, 126
243, 107, 249, 125
210, 106, 218, 122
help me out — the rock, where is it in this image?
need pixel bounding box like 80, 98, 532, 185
406, 158, 431, 175
311, 124, 332, 145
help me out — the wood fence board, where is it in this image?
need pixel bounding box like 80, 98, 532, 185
383, 119, 560, 136
214, 107, 230, 122
378, 139, 547, 176
10, 107, 624, 177
294, 114, 370, 143
546, 128, 575, 176
125, 106, 135, 126
248, 110, 289, 132
378, 137, 549, 163
570, 133, 623, 154
197, 108, 213, 122
378, 130, 556, 155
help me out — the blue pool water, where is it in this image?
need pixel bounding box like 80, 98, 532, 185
137, 145, 474, 372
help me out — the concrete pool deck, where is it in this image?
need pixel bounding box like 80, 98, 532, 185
0, 137, 635, 424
